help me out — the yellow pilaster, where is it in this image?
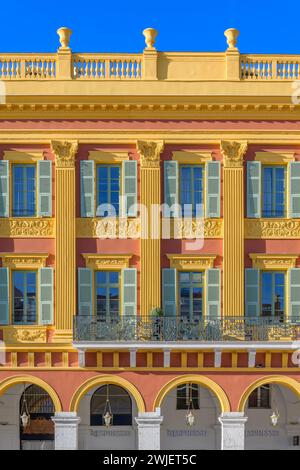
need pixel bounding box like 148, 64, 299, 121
51, 140, 78, 342
137, 140, 164, 316
221, 141, 248, 316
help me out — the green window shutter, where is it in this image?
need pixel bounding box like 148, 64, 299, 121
39, 267, 54, 325
37, 160, 52, 217
78, 268, 93, 316
162, 268, 177, 316
164, 161, 178, 217
206, 268, 221, 319
247, 161, 261, 218
290, 268, 300, 318
122, 161, 137, 217
245, 268, 260, 317
0, 267, 9, 325
0, 160, 9, 217
289, 162, 300, 218
122, 268, 137, 316
205, 161, 221, 218
80, 160, 95, 217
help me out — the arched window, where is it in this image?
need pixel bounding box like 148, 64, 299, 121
20, 385, 55, 443
90, 385, 132, 426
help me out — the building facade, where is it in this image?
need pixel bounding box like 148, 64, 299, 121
0, 27, 300, 450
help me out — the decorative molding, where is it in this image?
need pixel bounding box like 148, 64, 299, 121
88, 151, 129, 163
249, 253, 298, 270
167, 254, 216, 270
0, 253, 49, 268
76, 218, 140, 239
3, 327, 47, 344
3, 150, 44, 162
172, 151, 212, 163
136, 140, 164, 168
169, 218, 223, 239
220, 140, 248, 167
254, 152, 295, 163
51, 140, 78, 168
82, 254, 133, 270
0, 218, 55, 238
245, 219, 300, 239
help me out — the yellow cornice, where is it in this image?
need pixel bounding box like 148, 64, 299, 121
0, 252, 49, 269
255, 151, 295, 163
249, 253, 298, 270
172, 151, 212, 164
0, 101, 299, 120
3, 150, 44, 163
88, 151, 129, 163
82, 253, 133, 270
167, 254, 217, 270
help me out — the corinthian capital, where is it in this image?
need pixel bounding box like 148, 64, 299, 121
137, 140, 164, 168
220, 140, 248, 168
51, 140, 78, 168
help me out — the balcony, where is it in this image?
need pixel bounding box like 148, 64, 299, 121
73, 315, 300, 343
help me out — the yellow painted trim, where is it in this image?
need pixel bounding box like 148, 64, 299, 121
69, 375, 146, 413
250, 253, 298, 270
82, 253, 133, 270
153, 374, 231, 412
0, 253, 48, 269
88, 151, 129, 163
167, 254, 216, 270
172, 151, 212, 164
3, 151, 44, 163
0, 375, 62, 412
238, 375, 300, 412
255, 152, 295, 163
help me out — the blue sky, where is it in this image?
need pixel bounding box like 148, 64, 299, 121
3, 0, 300, 54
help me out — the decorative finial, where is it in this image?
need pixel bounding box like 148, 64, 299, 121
224, 28, 239, 51
142, 28, 158, 50
57, 27, 72, 50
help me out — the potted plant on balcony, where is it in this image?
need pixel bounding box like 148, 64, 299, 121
150, 307, 164, 340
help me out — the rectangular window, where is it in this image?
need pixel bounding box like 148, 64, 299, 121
261, 271, 285, 318
179, 271, 203, 321
96, 165, 120, 216
176, 384, 200, 410
12, 164, 36, 217
95, 271, 120, 318
180, 165, 203, 217
262, 166, 285, 218
248, 385, 271, 409
13, 271, 37, 324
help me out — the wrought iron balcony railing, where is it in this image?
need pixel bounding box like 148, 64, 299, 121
73, 315, 300, 343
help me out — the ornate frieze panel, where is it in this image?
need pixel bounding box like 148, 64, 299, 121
76, 218, 140, 238
0, 218, 55, 238
82, 254, 133, 270
3, 328, 47, 344
169, 218, 223, 239
0, 253, 49, 269
249, 253, 298, 270
167, 254, 216, 270
245, 219, 300, 239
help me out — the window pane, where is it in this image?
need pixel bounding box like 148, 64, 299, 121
13, 271, 37, 324
13, 165, 36, 217
263, 166, 285, 218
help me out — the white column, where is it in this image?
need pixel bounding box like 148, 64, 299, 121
52, 412, 81, 450
135, 407, 163, 450
218, 412, 247, 450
